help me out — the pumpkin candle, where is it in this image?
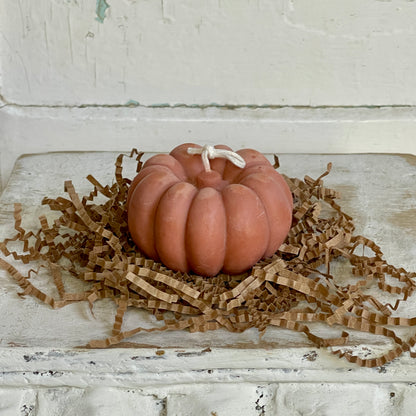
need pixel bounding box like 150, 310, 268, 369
127, 143, 293, 276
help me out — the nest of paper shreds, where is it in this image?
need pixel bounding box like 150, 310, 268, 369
1, 150, 416, 368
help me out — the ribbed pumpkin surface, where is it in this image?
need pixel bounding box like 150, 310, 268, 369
127, 143, 293, 276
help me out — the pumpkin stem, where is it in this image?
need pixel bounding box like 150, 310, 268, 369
187, 145, 246, 172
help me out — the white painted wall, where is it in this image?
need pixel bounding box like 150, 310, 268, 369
1, 0, 416, 189
3, 0, 416, 106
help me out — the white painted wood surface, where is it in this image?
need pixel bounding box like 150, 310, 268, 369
0, 151, 416, 414
2, 0, 416, 106
1, 106, 416, 192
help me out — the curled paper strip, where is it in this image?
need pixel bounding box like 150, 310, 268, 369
0, 149, 416, 368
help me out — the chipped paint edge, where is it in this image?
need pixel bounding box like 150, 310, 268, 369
95, 0, 110, 23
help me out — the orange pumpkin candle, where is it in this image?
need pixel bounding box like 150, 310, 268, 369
127, 143, 293, 276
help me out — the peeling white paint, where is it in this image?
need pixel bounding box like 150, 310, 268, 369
95, 0, 110, 24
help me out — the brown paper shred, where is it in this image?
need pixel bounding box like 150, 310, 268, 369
1, 150, 416, 368
278, 243, 300, 256
125, 272, 179, 303
129, 266, 201, 299
49, 262, 65, 299
113, 296, 128, 335
273, 155, 280, 169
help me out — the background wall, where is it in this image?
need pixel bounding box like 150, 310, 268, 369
1, 0, 416, 189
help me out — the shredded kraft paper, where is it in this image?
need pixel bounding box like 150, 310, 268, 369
1, 150, 416, 368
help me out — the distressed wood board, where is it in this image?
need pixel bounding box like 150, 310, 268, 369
3, 0, 416, 107
0, 151, 416, 387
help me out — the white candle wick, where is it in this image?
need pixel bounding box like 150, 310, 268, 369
187, 145, 246, 172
